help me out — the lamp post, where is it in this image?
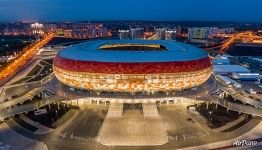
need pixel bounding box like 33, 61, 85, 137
209, 111, 212, 127
55, 110, 58, 123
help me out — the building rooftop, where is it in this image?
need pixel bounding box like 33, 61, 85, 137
58, 40, 208, 63
212, 59, 231, 65
213, 65, 251, 74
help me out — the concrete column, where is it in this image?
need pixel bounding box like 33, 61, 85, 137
206, 102, 209, 110
225, 92, 228, 98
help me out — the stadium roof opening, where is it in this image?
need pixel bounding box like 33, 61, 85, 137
98, 43, 167, 51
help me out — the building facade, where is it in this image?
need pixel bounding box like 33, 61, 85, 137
53, 40, 213, 93
130, 28, 144, 39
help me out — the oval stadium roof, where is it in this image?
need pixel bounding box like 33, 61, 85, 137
58, 40, 208, 63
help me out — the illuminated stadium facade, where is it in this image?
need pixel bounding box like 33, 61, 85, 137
53, 40, 212, 93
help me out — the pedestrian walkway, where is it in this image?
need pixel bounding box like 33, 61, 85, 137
98, 102, 168, 146
142, 102, 159, 117
107, 102, 123, 117
0, 87, 44, 110
201, 96, 262, 117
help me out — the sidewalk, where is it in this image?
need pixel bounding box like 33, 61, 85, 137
179, 120, 262, 150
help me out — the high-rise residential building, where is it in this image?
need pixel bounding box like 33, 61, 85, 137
208, 27, 219, 37
188, 28, 197, 39
67, 27, 108, 38
61, 24, 108, 39
156, 28, 166, 40
119, 30, 130, 39
199, 27, 210, 39
156, 28, 176, 40
188, 27, 234, 39
43, 24, 57, 33
176, 26, 182, 36
130, 28, 144, 39
188, 27, 210, 39
188, 27, 211, 44
165, 30, 177, 40
217, 28, 235, 34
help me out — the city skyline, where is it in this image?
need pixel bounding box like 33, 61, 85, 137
1, 0, 262, 22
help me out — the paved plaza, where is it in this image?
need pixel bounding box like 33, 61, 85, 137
98, 103, 168, 146
61, 105, 108, 140
159, 103, 211, 142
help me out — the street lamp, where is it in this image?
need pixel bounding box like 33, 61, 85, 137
52, 118, 54, 126
209, 111, 212, 127
55, 110, 58, 122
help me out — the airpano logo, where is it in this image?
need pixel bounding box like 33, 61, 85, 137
233, 140, 257, 147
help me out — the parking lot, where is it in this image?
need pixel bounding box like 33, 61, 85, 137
158, 103, 211, 142
61, 105, 108, 140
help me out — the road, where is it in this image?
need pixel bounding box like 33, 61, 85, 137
199, 95, 262, 117
0, 87, 44, 110
220, 31, 253, 52
221, 87, 262, 108
206, 31, 256, 52
0, 33, 54, 86
0, 96, 66, 119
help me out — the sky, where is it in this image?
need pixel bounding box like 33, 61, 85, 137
0, 0, 262, 22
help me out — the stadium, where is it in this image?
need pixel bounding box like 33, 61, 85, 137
53, 40, 213, 94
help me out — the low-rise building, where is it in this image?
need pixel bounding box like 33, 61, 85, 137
215, 75, 242, 88
213, 65, 251, 75
232, 73, 262, 81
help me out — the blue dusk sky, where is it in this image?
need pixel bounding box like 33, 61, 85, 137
0, 0, 262, 22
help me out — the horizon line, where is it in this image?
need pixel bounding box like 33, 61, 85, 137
0, 19, 262, 24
